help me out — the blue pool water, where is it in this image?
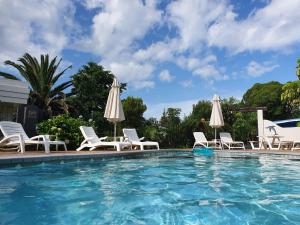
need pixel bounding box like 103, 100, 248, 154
1, 153, 300, 225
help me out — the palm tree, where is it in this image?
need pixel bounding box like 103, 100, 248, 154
0, 53, 72, 117
297, 59, 300, 80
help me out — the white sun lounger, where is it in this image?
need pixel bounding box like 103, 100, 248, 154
0, 121, 66, 153
123, 128, 159, 150
220, 132, 245, 150
77, 126, 131, 151
292, 141, 300, 151
193, 132, 217, 148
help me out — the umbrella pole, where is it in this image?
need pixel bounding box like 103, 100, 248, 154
114, 122, 117, 142
215, 128, 217, 148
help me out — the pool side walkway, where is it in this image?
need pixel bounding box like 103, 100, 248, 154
1, 148, 300, 166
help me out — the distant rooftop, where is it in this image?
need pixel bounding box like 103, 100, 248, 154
274, 118, 300, 127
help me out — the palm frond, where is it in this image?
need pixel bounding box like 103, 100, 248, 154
48, 57, 60, 83
51, 65, 72, 85
3, 53, 71, 117
4, 60, 32, 84
0, 72, 20, 80
49, 81, 72, 98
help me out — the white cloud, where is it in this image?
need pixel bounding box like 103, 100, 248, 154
133, 41, 175, 63
179, 80, 194, 88
145, 99, 199, 119
78, 0, 161, 58
135, 80, 155, 89
167, 0, 227, 52
106, 60, 155, 89
82, 0, 103, 9
3, 0, 297, 90
0, 0, 75, 64
246, 61, 279, 77
159, 70, 174, 82
76, 0, 162, 89
208, 0, 300, 52
179, 55, 216, 69
77, 0, 300, 89
193, 64, 229, 80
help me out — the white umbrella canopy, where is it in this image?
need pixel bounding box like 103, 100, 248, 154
104, 78, 125, 141
209, 94, 224, 141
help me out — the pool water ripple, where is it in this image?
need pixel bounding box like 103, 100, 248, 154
1, 153, 300, 224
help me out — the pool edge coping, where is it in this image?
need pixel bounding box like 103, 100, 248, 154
2, 149, 300, 166
0, 149, 187, 166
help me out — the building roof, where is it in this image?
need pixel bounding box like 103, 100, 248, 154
274, 118, 300, 124
0, 78, 30, 104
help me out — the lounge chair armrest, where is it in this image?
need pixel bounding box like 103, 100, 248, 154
0, 134, 22, 143
139, 137, 145, 141
99, 136, 108, 141
30, 135, 47, 141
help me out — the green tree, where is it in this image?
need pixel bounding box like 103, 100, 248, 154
160, 108, 182, 147
68, 62, 126, 136
297, 58, 300, 79
180, 100, 212, 147
0, 53, 72, 117
121, 96, 147, 133
232, 112, 257, 142
221, 97, 241, 134
144, 118, 165, 143
281, 59, 300, 108
242, 81, 291, 120
190, 100, 212, 121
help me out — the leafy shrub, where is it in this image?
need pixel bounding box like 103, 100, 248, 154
37, 114, 94, 149
232, 112, 257, 142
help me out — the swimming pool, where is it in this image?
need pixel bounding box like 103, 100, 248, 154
1, 152, 300, 224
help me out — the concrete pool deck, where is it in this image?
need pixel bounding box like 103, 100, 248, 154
1, 148, 300, 166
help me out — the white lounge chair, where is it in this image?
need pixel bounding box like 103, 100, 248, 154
249, 137, 267, 150
220, 132, 245, 150
77, 126, 131, 151
292, 141, 300, 151
123, 128, 159, 150
0, 121, 66, 153
193, 132, 217, 148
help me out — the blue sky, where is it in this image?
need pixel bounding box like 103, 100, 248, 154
0, 0, 300, 118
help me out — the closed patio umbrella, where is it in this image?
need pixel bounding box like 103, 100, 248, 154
104, 77, 125, 141
209, 94, 224, 144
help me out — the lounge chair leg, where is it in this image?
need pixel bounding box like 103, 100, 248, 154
20, 142, 25, 154
76, 145, 84, 151
44, 143, 50, 154
140, 145, 144, 150
116, 145, 121, 152
64, 144, 67, 151
18, 134, 25, 154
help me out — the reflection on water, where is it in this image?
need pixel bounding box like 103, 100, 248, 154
1, 153, 300, 224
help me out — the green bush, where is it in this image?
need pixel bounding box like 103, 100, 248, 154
37, 114, 94, 149
232, 112, 257, 142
